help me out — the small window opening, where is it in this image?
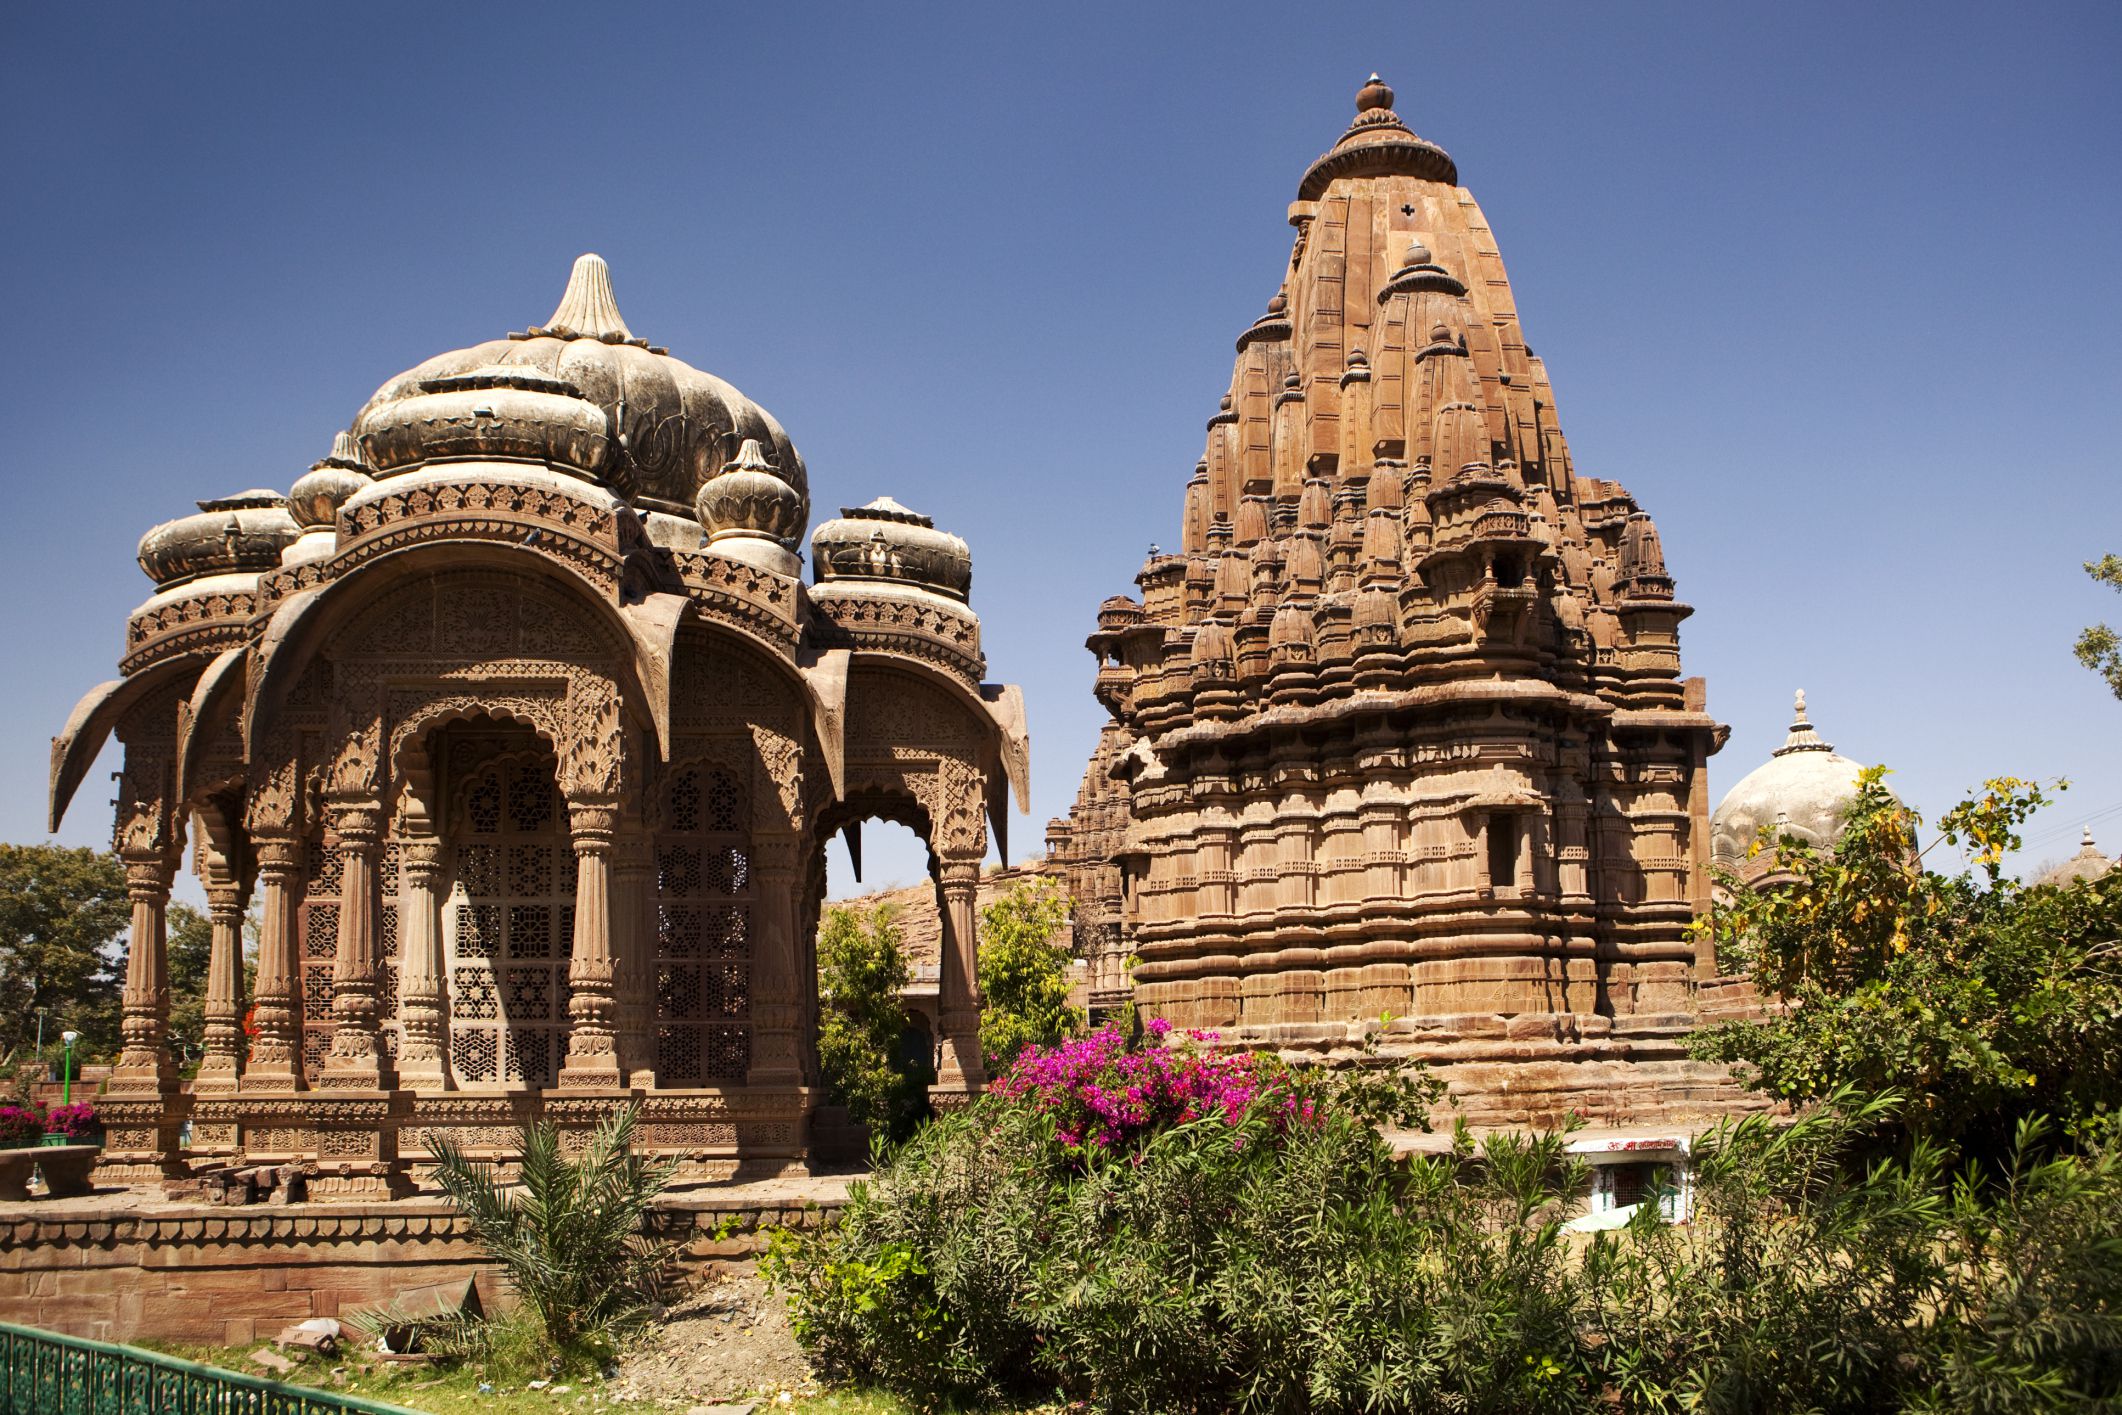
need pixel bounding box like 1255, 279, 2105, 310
1487, 814, 1516, 890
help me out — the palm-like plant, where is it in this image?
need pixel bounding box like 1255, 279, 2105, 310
422, 1104, 680, 1364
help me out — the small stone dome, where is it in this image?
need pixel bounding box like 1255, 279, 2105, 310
2040, 829, 2114, 887
810, 497, 972, 602
1711, 691, 1882, 864
136, 491, 300, 586
696, 438, 805, 549
286, 431, 373, 531
351, 254, 805, 522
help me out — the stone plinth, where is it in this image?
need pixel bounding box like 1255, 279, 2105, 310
0, 1178, 848, 1347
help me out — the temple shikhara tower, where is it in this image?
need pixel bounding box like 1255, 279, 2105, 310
1049, 77, 1751, 1125
51, 255, 1028, 1195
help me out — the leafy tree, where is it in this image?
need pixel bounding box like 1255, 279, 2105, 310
816, 903, 932, 1144
2076, 553, 2122, 700
0, 843, 129, 1063
1694, 770, 2122, 1161
976, 880, 1083, 1072
163, 903, 258, 1075
164, 904, 212, 1072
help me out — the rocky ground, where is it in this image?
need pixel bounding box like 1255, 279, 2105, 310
609, 1268, 819, 1410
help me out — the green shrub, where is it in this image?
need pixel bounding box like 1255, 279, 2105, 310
817, 903, 933, 1145
770, 1023, 2122, 1414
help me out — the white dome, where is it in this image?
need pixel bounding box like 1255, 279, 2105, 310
2039, 829, 2114, 887
1710, 692, 1878, 865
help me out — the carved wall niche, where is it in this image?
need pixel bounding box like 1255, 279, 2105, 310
669, 629, 810, 831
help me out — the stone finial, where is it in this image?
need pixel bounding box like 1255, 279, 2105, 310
1356, 73, 1394, 113
538, 254, 633, 341
1404, 238, 1432, 268
1774, 689, 1834, 756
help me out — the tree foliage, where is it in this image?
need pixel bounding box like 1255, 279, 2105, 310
0, 843, 129, 1062
2075, 553, 2122, 700
976, 880, 1083, 1072
1694, 770, 2122, 1161
817, 903, 932, 1145
163, 903, 213, 1072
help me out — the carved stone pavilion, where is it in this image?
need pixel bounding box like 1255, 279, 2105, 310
50, 255, 1029, 1196
1047, 76, 1755, 1126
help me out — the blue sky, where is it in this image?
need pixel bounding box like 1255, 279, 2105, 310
2, 2, 2116, 900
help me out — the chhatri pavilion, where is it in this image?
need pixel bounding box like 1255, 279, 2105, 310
50, 255, 1029, 1196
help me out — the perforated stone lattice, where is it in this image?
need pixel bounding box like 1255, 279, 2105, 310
445, 756, 571, 1087
654, 765, 753, 1082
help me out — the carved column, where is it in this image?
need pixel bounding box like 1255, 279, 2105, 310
320, 798, 391, 1088
745, 832, 805, 1089
394, 838, 451, 1090
612, 824, 655, 1089
932, 855, 987, 1100
193, 882, 249, 1094
559, 798, 624, 1088
244, 836, 306, 1092
108, 851, 178, 1096
93, 846, 187, 1182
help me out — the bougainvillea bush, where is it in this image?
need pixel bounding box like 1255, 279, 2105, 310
41, 1102, 97, 1142
0, 1103, 42, 1147
769, 1029, 2122, 1414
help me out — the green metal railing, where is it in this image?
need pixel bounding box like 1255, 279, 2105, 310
0, 1323, 426, 1415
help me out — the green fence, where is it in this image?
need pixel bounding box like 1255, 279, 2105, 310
0, 1322, 426, 1415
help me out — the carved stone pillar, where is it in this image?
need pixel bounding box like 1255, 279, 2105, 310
559, 798, 624, 1089
320, 799, 391, 1089
612, 826, 655, 1089
244, 836, 306, 1092
746, 832, 804, 1090
932, 855, 987, 1101
192, 882, 249, 1094
108, 851, 178, 1097
394, 838, 451, 1090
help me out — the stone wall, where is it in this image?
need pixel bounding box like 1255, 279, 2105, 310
0, 1185, 844, 1347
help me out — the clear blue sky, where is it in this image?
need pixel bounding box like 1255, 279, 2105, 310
3, 2, 2116, 901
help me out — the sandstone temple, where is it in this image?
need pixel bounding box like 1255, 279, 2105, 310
49, 255, 1029, 1194
1045, 75, 1755, 1125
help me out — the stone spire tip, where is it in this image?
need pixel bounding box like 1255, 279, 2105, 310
540, 253, 634, 341
1774, 688, 1833, 756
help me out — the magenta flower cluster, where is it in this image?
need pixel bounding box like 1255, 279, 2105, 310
990, 1021, 1316, 1154
0, 1104, 43, 1146
42, 1102, 97, 1141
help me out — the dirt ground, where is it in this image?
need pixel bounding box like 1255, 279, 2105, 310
610, 1268, 820, 1409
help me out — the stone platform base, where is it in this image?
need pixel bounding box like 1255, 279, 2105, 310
0, 1176, 848, 1347
1238, 1010, 1770, 1129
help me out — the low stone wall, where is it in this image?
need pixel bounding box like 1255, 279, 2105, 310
0, 1179, 848, 1347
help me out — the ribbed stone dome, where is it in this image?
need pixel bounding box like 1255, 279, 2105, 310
1710, 692, 1881, 863
2039, 829, 2114, 887
136, 491, 300, 586
350, 254, 805, 522
810, 497, 972, 602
